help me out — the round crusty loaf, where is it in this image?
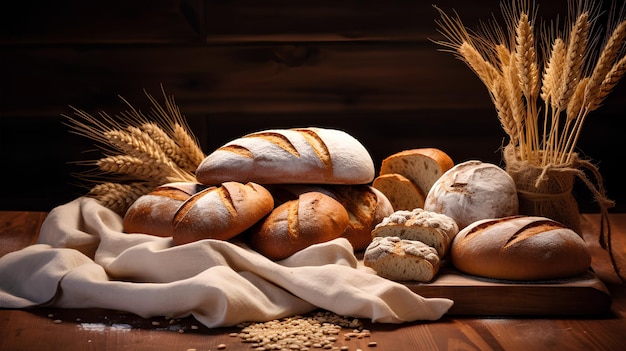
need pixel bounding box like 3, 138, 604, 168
247, 191, 350, 261
424, 160, 519, 230
266, 184, 394, 251
363, 236, 441, 282
372, 173, 426, 211
172, 181, 274, 245
195, 127, 375, 185
379, 148, 454, 196
450, 215, 592, 280
371, 208, 459, 257
123, 182, 207, 237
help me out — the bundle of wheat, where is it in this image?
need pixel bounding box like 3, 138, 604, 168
434, 0, 624, 283
64, 87, 205, 215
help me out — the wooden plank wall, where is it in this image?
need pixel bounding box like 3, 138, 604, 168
1, 0, 624, 213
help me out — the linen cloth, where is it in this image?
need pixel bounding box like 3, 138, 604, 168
0, 197, 453, 327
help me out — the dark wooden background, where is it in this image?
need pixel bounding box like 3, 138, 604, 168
1, 0, 624, 213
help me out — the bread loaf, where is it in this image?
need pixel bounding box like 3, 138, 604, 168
424, 160, 519, 229
195, 127, 375, 185
371, 208, 459, 257
123, 182, 207, 237
363, 236, 441, 282
378, 148, 454, 196
247, 191, 350, 261
372, 173, 425, 211
172, 181, 274, 245
450, 216, 592, 280
266, 184, 394, 251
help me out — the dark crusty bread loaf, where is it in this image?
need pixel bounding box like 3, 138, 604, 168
266, 184, 394, 251
123, 182, 207, 237
123, 181, 274, 245
195, 127, 375, 186
172, 182, 274, 245
371, 208, 459, 257
363, 236, 441, 282
247, 191, 350, 261
450, 216, 592, 280
372, 173, 426, 211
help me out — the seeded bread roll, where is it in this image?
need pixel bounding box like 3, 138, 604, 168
363, 236, 441, 282
266, 184, 394, 251
172, 181, 275, 245
451, 216, 592, 280
378, 148, 454, 196
372, 173, 426, 211
196, 127, 375, 185
371, 208, 459, 257
247, 191, 350, 261
123, 182, 207, 237
424, 160, 519, 230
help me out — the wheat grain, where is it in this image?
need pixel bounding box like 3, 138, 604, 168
541, 38, 567, 105
585, 20, 626, 107
140, 122, 196, 173
555, 12, 590, 111
88, 182, 156, 215
457, 41, 501, 91
97, 155, 167, 181
515, 12, 541, 100
491, 76, 518, 144
173, 123, 205, 171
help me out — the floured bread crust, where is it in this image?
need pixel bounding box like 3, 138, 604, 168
364, 236, 440, 282
372, 208, 459, 257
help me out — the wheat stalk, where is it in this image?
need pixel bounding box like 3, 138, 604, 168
64, 87, 206, 214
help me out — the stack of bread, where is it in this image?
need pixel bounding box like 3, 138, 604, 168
123, 127, 394, 259
123, 127, 592, 282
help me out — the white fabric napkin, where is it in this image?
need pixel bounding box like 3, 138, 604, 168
0, 197, 453, 327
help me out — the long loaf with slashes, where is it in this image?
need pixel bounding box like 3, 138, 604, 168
195, 127, 375, 185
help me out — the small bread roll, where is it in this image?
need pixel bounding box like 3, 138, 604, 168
123, 182, 207, 237
424, 160, 519, 229
371, 208, 459, 257
364, 236, 441, 282
247, 192, 350, 260
451, 216, 592, 280
173, 182, 274, 245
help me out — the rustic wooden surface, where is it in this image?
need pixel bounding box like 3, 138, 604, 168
1, 212, 625, 350
1, 0, 624, 213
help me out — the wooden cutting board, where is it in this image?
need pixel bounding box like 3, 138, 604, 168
401, 263, 611, 316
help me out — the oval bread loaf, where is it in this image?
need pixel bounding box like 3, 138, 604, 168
424, 160, 519, 229
172, 181, 275, 245
196, 127, 375, 185
450, 216, 592, 280
371, 208, 459, 257
363, 236, 441, 282
266, 184, 394, 251
123, 182, 207, 237
247, 191, 350, 261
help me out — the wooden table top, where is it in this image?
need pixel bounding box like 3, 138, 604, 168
1, 211, 625, 351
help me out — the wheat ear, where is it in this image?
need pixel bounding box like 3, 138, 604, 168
457, 41, 501, 90
585, 20, 626, 108
555, 12, 590, 111
139, 122, 197, 173
88, 182, 157, 215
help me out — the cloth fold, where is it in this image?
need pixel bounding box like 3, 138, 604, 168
0, 197, 452, 327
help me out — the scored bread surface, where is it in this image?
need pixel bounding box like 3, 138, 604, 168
364, 236, 440, 282
196, 127, 375, 185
